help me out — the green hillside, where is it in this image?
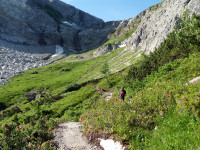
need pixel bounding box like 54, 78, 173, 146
0, 13, 200, 149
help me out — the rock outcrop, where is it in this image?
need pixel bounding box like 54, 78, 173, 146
125, 0, 200, 53
93, 0, 200, 57
0, 0, 119, 51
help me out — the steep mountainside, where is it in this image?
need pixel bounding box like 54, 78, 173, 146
125, 0, 200, 53
0, 0, 119, 51
94, 0, 200, 56
1, 0, 199, 54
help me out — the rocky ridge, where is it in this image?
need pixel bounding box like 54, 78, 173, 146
93, 0, 200, 56
125, 0, 200, 53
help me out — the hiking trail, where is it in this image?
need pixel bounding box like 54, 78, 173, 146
53, 122, 101, 150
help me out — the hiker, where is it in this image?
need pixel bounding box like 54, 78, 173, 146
118, 87, 126, 101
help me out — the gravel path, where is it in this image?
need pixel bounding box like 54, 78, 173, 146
53, 122, 101, 150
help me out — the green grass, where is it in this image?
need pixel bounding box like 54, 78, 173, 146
148, 113, 200, 150
103, 22, 140, 47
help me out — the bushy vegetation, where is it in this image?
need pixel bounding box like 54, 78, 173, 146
126, 12, 200, 83
82, 52, 200, 149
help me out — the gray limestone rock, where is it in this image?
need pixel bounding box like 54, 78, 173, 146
0, 0, 117, 51
125, 0, 200, 54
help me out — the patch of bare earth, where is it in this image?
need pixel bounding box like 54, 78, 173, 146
53, 122, 101, 150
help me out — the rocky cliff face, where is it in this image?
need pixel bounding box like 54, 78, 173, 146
0, 0, 199, 54
93, 0, 200, 57
125, 0, 200, 53
0, 0, 119, 51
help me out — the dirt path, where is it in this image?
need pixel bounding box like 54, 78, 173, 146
53, 122, 101, 150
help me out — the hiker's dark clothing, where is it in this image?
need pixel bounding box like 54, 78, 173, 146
119, 90, 126, 101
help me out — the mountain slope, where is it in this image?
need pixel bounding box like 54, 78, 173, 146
95, 0, 200, 58
125, 0, 200, 53
0, 0, 200, 149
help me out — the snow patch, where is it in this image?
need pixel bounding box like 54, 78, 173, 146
100, 139, 125, 150
62, 21, 76, 26
119, 44, 126, 48
51, 45, 64, 58
62, 21, 80, 29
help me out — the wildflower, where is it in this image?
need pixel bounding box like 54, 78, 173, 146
183, 91, 186, 94
180, 110, 183, 112
181, 96, 186, 99
163, 93, 167, 96
197, 97, 199, 100
163, 105, 166, 108
29, 143, 32, 147
141, 121, 144, 124
27, 136, 30, 139
16, 127, 19, 131
198, 92, 200, 94
168, 94, 171, 97
19, 126, 22, 129
193, 82, 197, 85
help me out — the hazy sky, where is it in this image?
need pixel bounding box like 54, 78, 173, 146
60, 0, 163, 22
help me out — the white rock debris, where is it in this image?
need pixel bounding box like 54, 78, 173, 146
0, 47, 47, 86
